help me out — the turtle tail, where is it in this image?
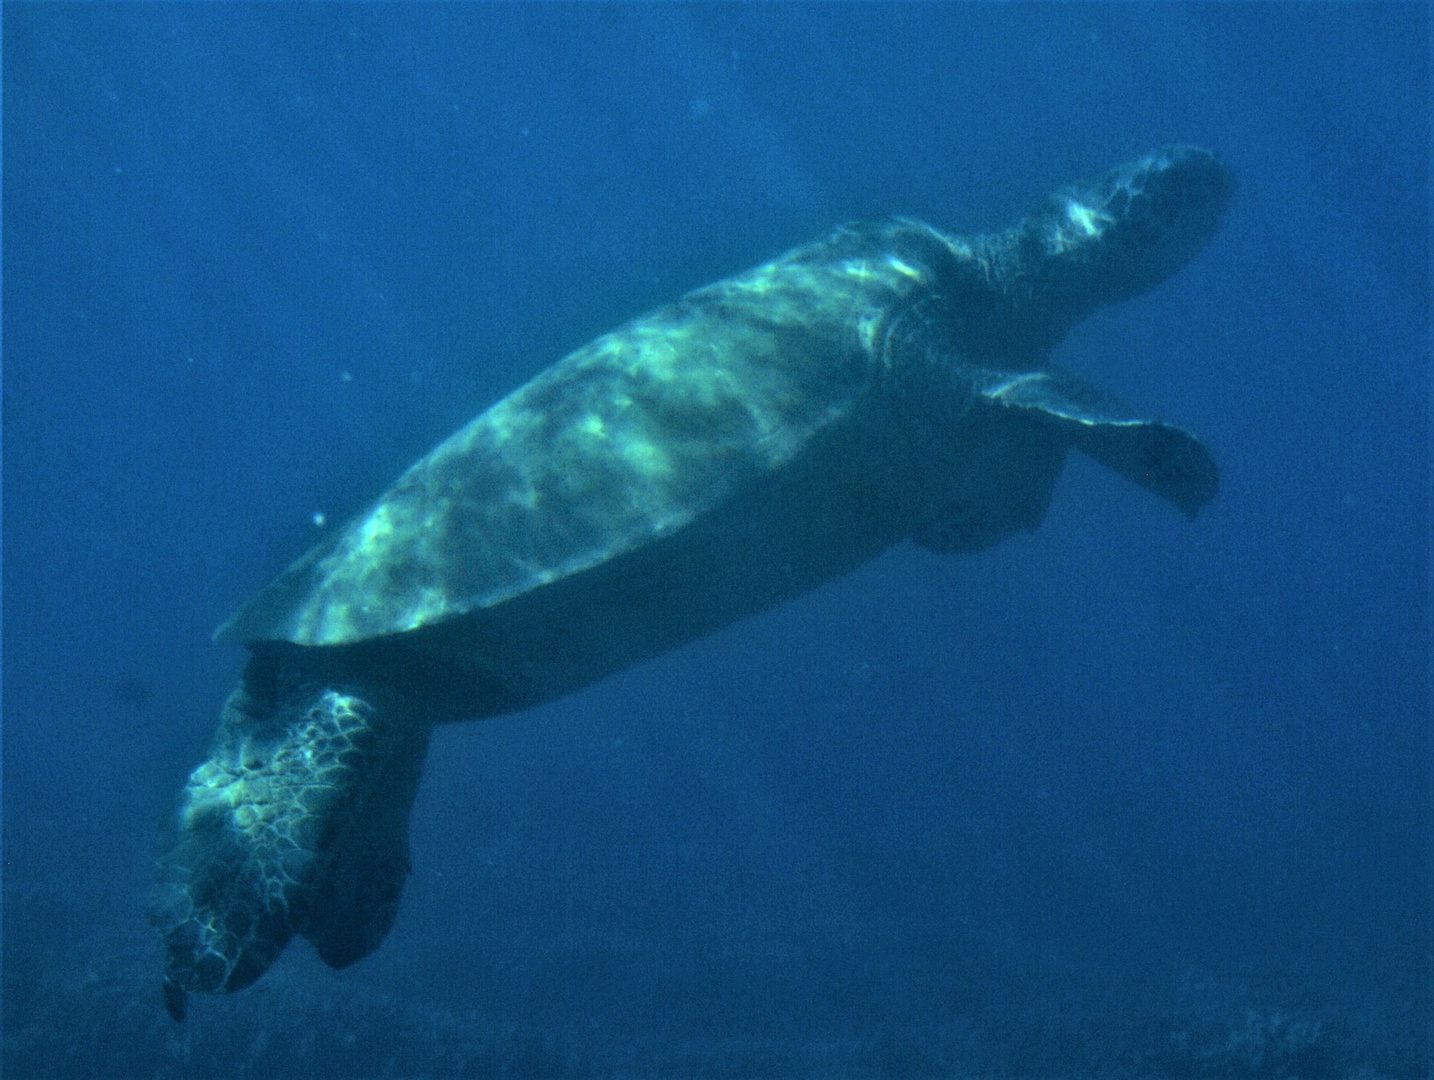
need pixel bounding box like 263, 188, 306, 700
945, 146, 1234, 360
150, 672, 431, 1020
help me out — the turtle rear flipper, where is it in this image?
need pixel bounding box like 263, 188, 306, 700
152, 680, 431, 1009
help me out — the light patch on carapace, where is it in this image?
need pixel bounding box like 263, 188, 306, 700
216, 219, 948, 648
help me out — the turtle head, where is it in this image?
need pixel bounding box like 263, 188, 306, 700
1039, 145, 1235, 308
949, 147, 1234, 359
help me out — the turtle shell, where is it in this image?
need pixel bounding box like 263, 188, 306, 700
217, 219, 957, 650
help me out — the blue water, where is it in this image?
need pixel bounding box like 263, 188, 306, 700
4, 5, 1428, 1077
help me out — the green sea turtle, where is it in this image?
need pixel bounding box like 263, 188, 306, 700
153, 146, 1232, 1019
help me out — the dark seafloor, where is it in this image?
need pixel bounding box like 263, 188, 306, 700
3, 5, 1429, 1078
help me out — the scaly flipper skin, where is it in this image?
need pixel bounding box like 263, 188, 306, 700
153, 683, 429, 1019
155, 148, 1232, 1014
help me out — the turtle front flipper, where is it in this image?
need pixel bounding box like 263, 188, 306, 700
980, 366, 1218, 517
151, 675, 431, 1019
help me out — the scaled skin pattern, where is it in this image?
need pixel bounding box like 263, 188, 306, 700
154, 147, 1232, 1019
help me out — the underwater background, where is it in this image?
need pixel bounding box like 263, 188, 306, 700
3, 5, 1429, 1077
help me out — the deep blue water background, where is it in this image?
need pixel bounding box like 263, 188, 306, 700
3, 5, 1429, 1077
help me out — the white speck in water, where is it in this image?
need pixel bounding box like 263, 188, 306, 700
312, 512, 326, 528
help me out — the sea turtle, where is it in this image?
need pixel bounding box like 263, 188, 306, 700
153, 146, 1232, 1019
